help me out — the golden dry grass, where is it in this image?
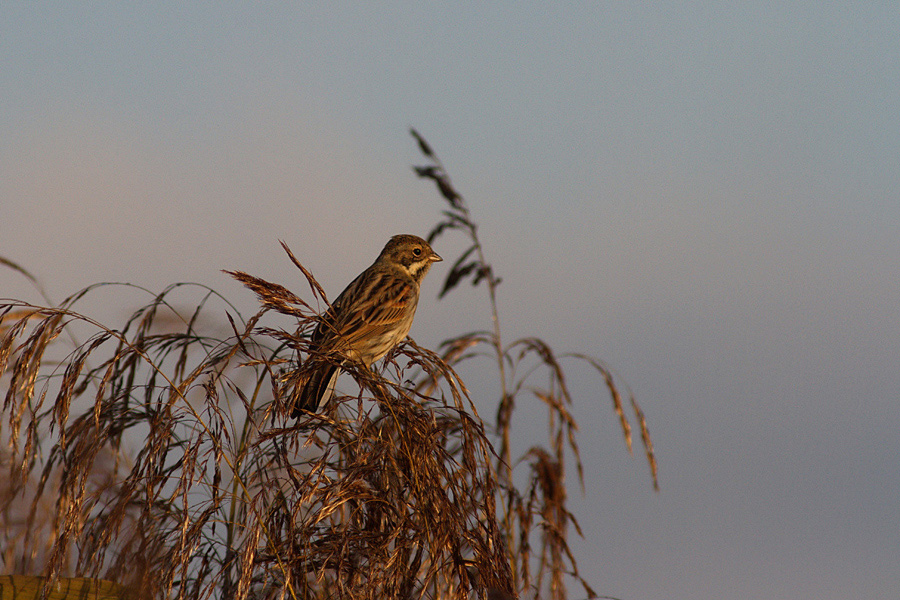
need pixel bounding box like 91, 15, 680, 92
0, 131, 655, 600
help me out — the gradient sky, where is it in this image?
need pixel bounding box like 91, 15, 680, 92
3, 4, 899, 599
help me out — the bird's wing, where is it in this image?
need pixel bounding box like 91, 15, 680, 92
315, 269, 416, 352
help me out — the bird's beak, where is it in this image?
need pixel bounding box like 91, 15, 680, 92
430, 251, 443, 263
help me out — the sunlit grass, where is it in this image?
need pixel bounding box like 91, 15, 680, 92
0, 131, 655, 600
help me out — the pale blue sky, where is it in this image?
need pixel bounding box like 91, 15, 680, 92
3, 4, 899, 598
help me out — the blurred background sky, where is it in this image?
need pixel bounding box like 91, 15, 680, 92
2, 4, 899, 599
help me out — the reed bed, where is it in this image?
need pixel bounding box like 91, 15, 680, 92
0, 131, 655, 600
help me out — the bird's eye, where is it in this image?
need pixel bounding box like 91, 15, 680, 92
413, 247, 422, 257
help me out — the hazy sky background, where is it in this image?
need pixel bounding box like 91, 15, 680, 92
3, 4, 899, 599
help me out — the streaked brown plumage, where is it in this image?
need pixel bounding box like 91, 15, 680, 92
292, 234, 442, 416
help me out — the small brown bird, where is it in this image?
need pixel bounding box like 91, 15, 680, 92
292, 234, 442, 416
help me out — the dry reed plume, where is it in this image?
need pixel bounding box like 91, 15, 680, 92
0, 131, 656, 600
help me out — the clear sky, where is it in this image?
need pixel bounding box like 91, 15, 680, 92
3, 4, 899, 599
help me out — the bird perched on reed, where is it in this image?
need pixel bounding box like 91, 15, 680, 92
292, 234, 442, 416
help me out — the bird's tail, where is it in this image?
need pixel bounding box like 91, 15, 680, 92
292, 362, 339, 417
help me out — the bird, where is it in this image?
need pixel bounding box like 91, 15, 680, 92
292, 234, 442, 416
